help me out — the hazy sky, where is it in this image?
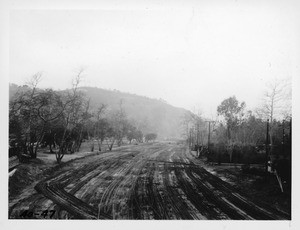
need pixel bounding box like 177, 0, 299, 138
9, 1, 298, 117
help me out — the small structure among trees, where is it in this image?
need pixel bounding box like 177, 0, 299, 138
145, 133, 157, 142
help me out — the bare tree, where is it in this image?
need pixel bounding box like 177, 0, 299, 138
9, 73, 42, 159
93, 104, 107, 151
256, 78, 292, 150
73, 98, 92, 152
55, 69, 84, 163
181, 110, 207, 154
114, 100, 128, 146
31, 89, 68, 157
259, 78, 291, 121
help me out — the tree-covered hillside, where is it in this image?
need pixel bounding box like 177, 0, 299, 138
9, 84, 188, 139
78, 87, 187, 139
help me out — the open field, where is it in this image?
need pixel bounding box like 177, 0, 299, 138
9, 142, 290, 220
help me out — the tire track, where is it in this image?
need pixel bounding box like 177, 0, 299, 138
189, 166, 288, 220
173, 164, 232, 219
11, 143, 290, 220
34, 182, 112, 219
161, 163, 195, 219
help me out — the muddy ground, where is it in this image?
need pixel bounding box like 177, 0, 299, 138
9, 142, 291, 220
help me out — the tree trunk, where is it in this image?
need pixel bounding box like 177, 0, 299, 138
57, 127, 68, 163
33, 127, 46, 158
76, 127, 83, 152
49, 143, 54, 153
109, 139, 115, 151
97, 139, 102, 152
29, 143, 36, 158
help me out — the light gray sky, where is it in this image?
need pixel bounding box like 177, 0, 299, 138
9, 1, 298, 117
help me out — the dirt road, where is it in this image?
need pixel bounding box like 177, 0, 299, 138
9, 142, 289, 220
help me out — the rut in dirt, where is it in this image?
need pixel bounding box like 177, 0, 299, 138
10, 143, 290, 220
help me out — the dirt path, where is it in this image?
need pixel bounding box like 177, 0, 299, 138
9, 142, 289, 220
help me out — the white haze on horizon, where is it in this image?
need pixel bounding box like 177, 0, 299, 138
8, 1, 298, 118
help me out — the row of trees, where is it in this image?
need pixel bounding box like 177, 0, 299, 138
9, 72, 157, 163
184, 78, 292, 164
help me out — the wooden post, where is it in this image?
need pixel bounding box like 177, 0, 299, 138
208, 122, 210, 144
265, 119, 270, 174
196, 123, 199, 157
282, 120, 285, 145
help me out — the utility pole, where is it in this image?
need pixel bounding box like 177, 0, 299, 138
196, 123, 199, 146
265, 119, 270, 174
208, 122, 211, 147
196, 123, 199, 157
205, 120, 215, 153
189, 129, 192, 149
282, 120, 285, 145
282, 120, 285, 159
290, 118, 292, 147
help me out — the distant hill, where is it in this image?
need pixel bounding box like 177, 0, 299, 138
9, 83, 29, 99
9, 84, 189, 139
79, 87, 188, 139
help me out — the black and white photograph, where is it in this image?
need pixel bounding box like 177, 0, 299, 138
1, 0, 300, 229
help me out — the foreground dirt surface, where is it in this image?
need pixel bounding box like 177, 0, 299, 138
9, 142, 290, 220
